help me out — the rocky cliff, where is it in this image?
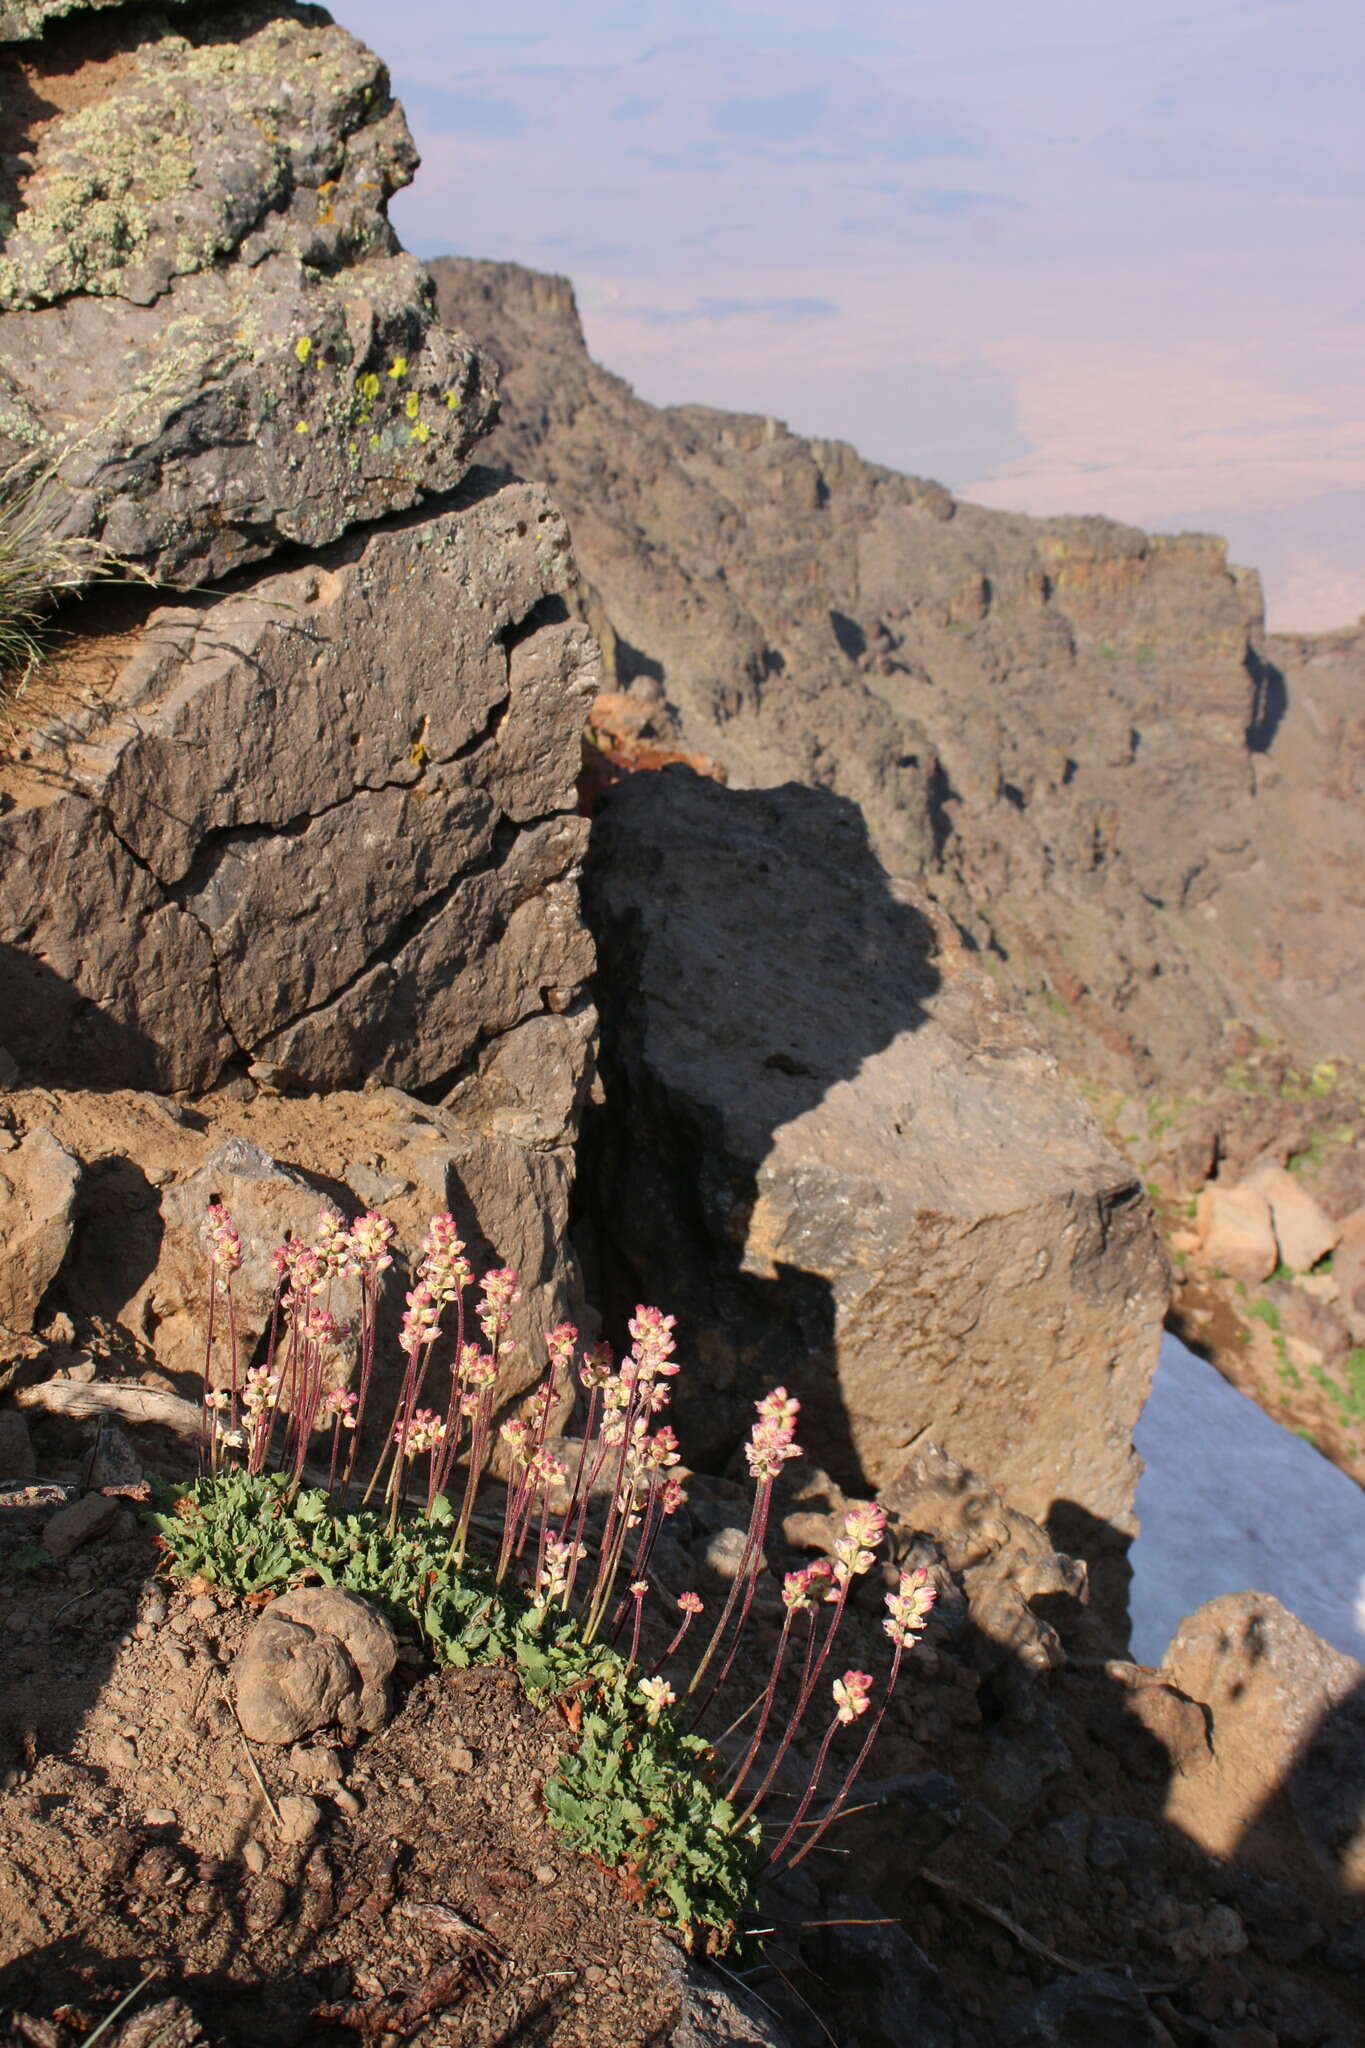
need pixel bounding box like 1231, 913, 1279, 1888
0, 9, 1362, 2048
429, 258, 1365, 1093
0, 2, 599, 1384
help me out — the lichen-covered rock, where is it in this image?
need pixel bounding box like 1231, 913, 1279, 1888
584, 769, 1169, 1533
0, 478, 596, 1095
0, 0, 195, 36
0, 1125, 80, 1334
0, 4, 495, 580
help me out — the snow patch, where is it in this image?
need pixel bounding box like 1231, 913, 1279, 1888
1129, 1331, 1365, 1667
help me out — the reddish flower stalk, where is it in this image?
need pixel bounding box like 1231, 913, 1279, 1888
623, 1579, 648, 1674
730, 1504, 884, 1830
200, 1206, 242, 1468
786, 1567, 937, 1869
341, 1212, 395, 1503
766, 1671, 875, 1866
648, 1591, 704, 1679
726, 1563, 826, 1802
687, 1483, 775, 1730
687, 1388, 802, 1708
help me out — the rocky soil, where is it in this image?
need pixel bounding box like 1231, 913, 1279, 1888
2, 1400, 1363, 2048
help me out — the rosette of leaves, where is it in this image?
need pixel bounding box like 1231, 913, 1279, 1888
544, 1702, 761, 1951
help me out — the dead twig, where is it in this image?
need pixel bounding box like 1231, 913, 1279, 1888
917, 1867, 1086, 1975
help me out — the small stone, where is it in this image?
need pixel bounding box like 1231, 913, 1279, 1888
699, 1524, 750, 1582
42, 1491, 120, 1558
105, 1735, 138, 1770
277, 1793, 322, 1846
145, 1807, 176, 1827
242, 1839, 268, 1875
344, 1161, 411, 1207
89, 1421, 142, 1489
188, 1594, 217, 1623
1197, 1183, 1278, 1284
293, 1743, 344, 1785
333, 1787, 362, 1817
233, 1587, 398, 1745
43, 1311, 76, 1348
449, 1741, 475, 1773
534, 1864, 558, 1884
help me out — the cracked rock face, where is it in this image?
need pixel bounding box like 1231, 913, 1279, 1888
0, 1124, 80, 1334
583, 769, 1169, 1533
432, 257, 1365, 1088
0, 3, 495, 581
0, 477, 598, 1094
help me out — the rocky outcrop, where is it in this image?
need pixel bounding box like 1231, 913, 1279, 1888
1163, 1592, 1365, 1899
430, 257, 1365, 1091
1, 4, 496, 582
0, 1073, 589, 1416
0, 481, 595, 1095
583, 768, 1168, 1533
0, 6, 599, 1405
0, 1125, 79, 1334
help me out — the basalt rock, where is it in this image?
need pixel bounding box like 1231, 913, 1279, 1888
0, 480, 596, 1096
1164, 1591, 1365, 1899
0, 3, 496, 582
0, 1124, 80, 1335
431, 256, 1365, 1091
583, 768, 1169, 1534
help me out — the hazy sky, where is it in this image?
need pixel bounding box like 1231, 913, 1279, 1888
336, 0, 1364, 632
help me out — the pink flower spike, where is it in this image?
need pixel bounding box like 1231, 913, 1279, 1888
638, 1676, 676, 1725
832, 1670, 874, 1724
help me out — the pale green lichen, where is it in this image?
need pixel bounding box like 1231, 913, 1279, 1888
0, 15, 394, 310
0, 0, 195, 40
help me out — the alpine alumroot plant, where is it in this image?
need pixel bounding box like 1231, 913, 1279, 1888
169, 1202, 937, 1945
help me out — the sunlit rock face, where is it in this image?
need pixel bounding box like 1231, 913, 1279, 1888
583, 766, 1168, 1534
432, 255, 1365, 1089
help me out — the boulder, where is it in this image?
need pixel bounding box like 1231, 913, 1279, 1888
998, 1969, 1172, 2046
0, 2, 495, 582
1244, 1162, 1340, 1273
584, 770, 1169, 1533
1195, 1182, 1278, 1285
234, 1586, 397, 1746
0, 1126, 81, 1334
1163, 1591, 1365, 1897
0, 483, 596, 1095
880, 1441, 1087, 1683
1335, 1208, 1365, 1344
153, 1138, 353, 1386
